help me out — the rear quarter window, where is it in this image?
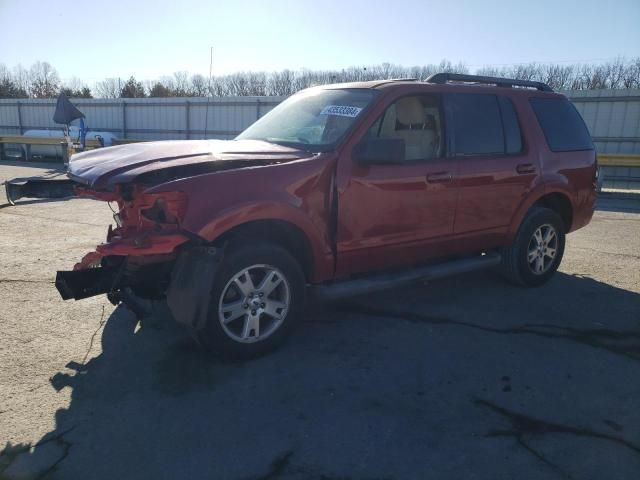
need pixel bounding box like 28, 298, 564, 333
529, 97, 593, 152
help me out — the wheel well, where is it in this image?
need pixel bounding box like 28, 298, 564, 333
213, 220, 314, 280
534, 193, 573, 231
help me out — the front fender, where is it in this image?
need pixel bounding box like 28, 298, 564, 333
195, 201, 334, 282
144, 156, 337, 282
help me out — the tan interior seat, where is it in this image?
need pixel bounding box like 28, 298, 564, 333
393, 97, 437, 160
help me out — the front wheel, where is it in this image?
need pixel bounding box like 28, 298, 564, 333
196, 243, 305, 360
500, 207, 566, 287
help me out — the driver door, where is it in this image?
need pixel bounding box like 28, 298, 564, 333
336, 94, 459, 276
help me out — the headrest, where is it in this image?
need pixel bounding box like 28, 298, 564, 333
395, 97, 425, 125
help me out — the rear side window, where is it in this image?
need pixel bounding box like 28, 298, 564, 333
449, 94, 504, 155
530, 97, 593, 152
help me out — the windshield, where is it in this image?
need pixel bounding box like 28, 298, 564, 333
236, 88, 378, 151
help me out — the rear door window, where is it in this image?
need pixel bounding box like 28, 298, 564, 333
448, 94, 504, 156
529, 97, 593, 152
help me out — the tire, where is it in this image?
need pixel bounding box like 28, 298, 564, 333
500, 207, 566, 287
196, 242, 305, 360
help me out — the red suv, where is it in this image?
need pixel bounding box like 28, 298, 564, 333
56, 73, 597, 359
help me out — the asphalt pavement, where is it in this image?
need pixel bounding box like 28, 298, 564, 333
1, 160, 639, 480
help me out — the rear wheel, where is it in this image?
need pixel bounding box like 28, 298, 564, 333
500, 207, 566, 287
196, 243, 305, 360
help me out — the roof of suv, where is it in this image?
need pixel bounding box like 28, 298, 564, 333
322, 73, 555, 95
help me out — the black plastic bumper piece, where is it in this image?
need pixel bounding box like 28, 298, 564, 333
55, 267, 120, 300
5, 177, 76, 206
166, 246, 221, 330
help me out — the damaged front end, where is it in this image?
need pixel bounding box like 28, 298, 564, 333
54, 139, 313, 314
55, 184, 193, 302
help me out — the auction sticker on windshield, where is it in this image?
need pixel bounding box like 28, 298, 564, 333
320, 105, 363, 117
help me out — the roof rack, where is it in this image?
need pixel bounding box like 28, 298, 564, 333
426, 73, 553, 92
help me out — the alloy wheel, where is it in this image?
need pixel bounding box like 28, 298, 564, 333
218, 264, 290, 343
527, 224, 558, 275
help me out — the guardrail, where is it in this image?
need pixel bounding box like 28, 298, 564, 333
598, 154, 640, 193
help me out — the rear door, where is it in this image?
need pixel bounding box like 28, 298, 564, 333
445, 92, 538, 251
336, 93, 459, 275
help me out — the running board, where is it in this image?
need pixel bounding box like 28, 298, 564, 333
312, 253, 501, 301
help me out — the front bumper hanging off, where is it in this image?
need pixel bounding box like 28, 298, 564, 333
56, 266, 122, 300
55, 232, 191, 301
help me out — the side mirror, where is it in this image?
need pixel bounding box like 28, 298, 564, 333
353, 138, 405, 165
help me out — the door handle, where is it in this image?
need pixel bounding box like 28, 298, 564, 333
426, 172, 453, 183
516, 163, 536, 174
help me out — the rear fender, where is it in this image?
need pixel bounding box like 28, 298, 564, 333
506, 182, 575, 242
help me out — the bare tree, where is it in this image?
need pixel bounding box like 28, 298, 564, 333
604, 59, 624, 89
267, 69, 296, 95
4, 58, 640, 99
29, 61, 60, 98
476, 66, 502, 77
95, 78, 121, 98
190, 74, 209, 96
12, 64, 30, 96
622, 58, 640, 88
62, 77, 92, 97
172, 71, 191, 96
540, 64, 575, 90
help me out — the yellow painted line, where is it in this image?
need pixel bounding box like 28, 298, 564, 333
598, 154, 640, 167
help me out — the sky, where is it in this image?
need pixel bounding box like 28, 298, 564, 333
1, 0, 639, 84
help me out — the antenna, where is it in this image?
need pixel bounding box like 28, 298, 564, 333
203, 46, 213, 139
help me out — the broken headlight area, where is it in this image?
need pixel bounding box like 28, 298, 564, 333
74, 184, 190, 251
76, 184, 188, 232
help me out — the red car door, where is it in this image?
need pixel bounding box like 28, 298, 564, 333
335, 94, 459, 276
445, 92, 539, 252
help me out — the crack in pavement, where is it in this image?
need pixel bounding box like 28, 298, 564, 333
474, 398, 640, 479
80, 305, 106, 366
338, 304, 640, 362
253, 450, 294, 480
516, 436, 572, 480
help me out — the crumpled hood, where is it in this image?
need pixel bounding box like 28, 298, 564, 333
68, 139, 312, 189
